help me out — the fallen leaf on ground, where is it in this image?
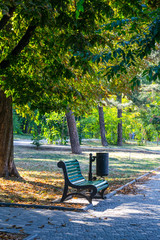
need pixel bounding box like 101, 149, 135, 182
0, 231, 28, 240
38, 225, 44, 229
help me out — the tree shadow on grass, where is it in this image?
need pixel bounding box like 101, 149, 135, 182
4, 176, 63, 191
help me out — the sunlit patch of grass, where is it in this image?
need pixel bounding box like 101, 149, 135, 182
14, 134, 32, 140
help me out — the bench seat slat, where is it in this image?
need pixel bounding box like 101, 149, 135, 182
75, 181, 90, 186
97, 183, 109, 191
76, 180, 108, 187
76, 180, 94, 186
71, 179, 86, 184
88, 180, 105, 185
90, 180, 108, 188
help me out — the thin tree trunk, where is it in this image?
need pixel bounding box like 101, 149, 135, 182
117, 94, 123, 146
0, 90, 20, 177
98, 106, 108, 146
66, 110, 82, 154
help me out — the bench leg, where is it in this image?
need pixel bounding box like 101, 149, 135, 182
89, 187, 97, 203
99, 188, 107, 199
60, 184, 69, 202
60, 185, 97, 204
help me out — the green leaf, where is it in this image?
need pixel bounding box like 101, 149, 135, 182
76, 0, 84, 19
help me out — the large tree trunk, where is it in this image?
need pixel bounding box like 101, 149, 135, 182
117, 94, 123, 146
66, 110, 82, 154
0, 90, 20, 178
98, 106, 108, 146
0, 8, 36, 178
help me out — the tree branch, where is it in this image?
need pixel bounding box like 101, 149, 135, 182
0, 22, 37, 69
0, 6, 16, 30
12, 24, 36, 56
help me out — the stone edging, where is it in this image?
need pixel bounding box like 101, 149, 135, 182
24, 234, 38, 240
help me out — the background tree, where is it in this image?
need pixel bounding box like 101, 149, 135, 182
42, 112, 68, 145
150, 116, 160, 144
117, 94, 123, 146
98, 105, 108, 146
66, 110, 82, 154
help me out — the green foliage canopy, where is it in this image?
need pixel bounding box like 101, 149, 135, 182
0, 0, 159, 114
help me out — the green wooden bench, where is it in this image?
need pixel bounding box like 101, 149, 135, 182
57, 159, 109, 204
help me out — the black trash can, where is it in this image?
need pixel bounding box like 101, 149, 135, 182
96, 153, 109, 177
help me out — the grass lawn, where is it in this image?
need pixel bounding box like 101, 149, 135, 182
0, 142, 160, 208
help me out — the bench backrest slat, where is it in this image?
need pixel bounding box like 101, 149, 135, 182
66, 167, 81, 172
68, 172, 82, 178
58, 159, 85, 184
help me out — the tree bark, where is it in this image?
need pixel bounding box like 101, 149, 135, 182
98, 106, 108, 146
0, 90, 20, 177
66, 110, 82, 154
117, 94, 123, 146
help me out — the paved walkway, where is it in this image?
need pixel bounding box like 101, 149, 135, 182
14, 139, 160, 154
0, 170, 160, 240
